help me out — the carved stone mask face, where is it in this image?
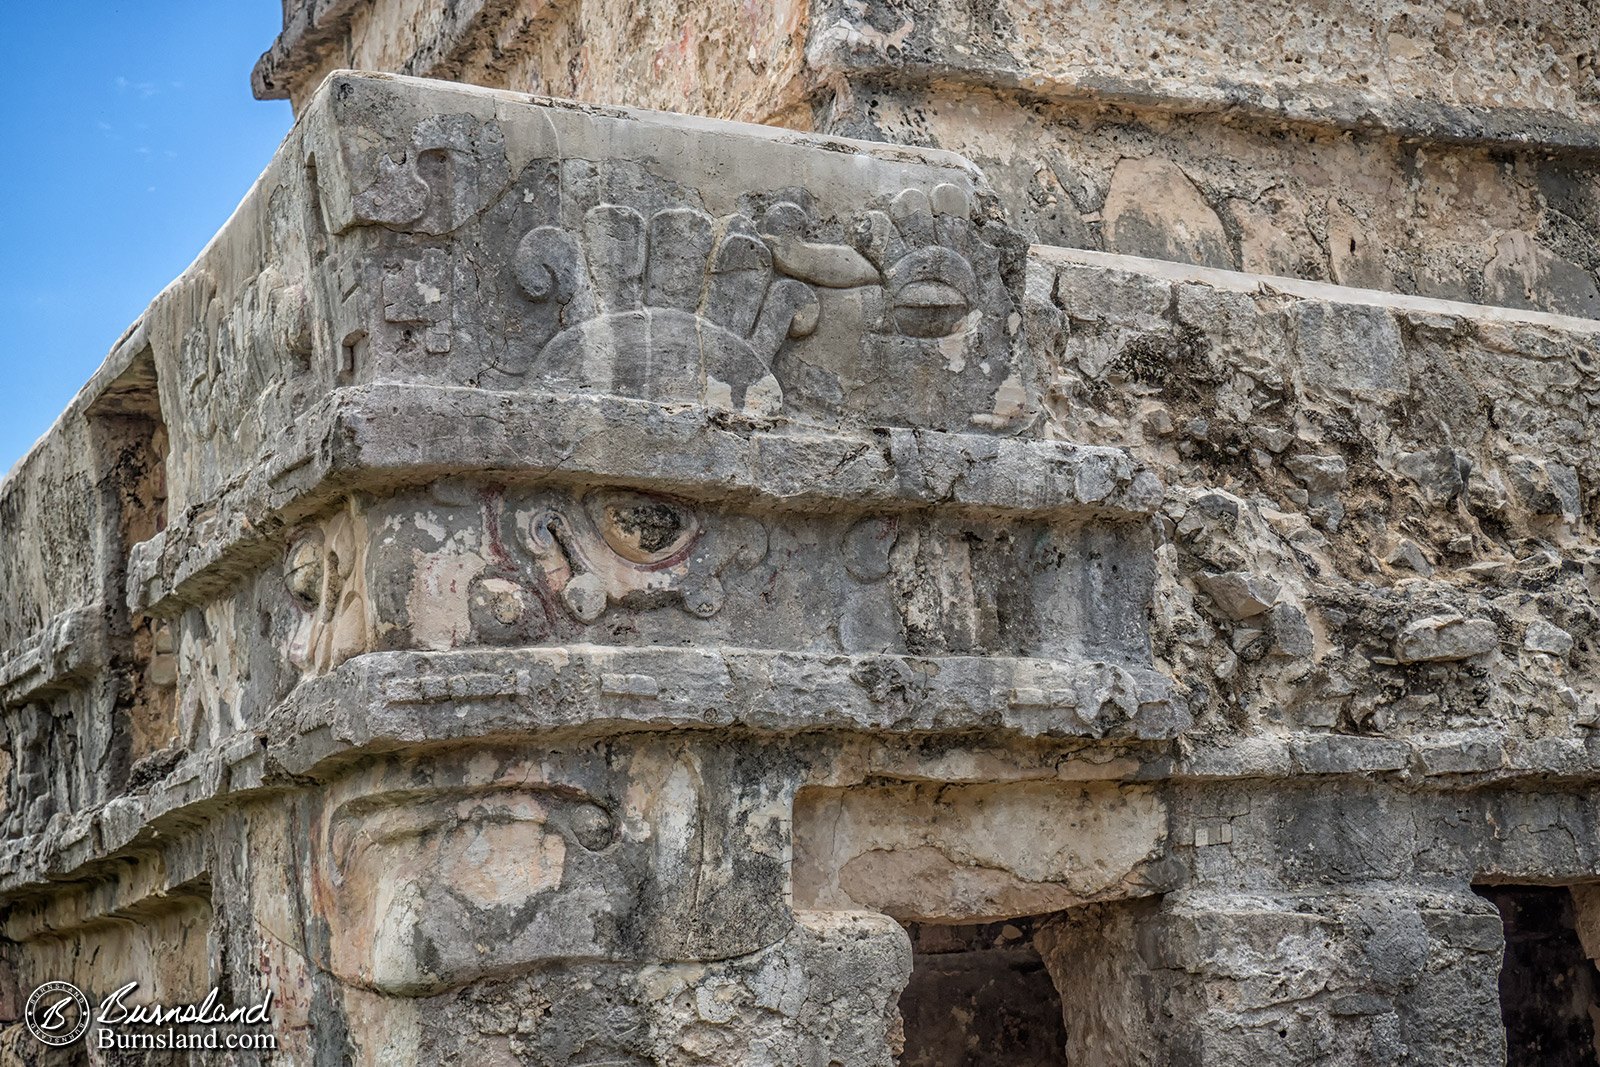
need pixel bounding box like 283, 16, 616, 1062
321, 786, 616, 996
312, 745, 793, 997
518, 490, 730, 624
284, 506, 369, 674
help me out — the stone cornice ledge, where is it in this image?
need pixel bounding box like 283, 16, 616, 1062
266, 645, 1186, 773
129, 384, 1164, 618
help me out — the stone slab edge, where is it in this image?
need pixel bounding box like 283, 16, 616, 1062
1036, 246, 1600, 335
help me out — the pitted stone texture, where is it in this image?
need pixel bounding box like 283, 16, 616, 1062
9, 24, 1600, 1065
792, 780, 1169, 921
256, 0, 817, 127
397, 910, 911, 1067
1034, 247, 1600, 755
263, 1, 1600, 139
1036, 889, 1507, 1067
837, 90, 1600, 319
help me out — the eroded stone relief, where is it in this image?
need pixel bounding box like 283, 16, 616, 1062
5, 59, 1600, 1067
311, 743, 797, 994
337, 109, 1028, 436
324, 482, 1162, 670
285, 502, 372, 675
517, 489, 767, 624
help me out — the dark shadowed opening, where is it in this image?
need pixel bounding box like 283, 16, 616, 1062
1475, 885, 1600, 1067
85, 346, 176, 792
898, 917, 1068, 1067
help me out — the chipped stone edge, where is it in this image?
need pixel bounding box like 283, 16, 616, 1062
129, 385, 1164, 618
1037, 245, 1600, 332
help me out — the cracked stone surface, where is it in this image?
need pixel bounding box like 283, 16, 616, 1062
0, 3, 1599, 1063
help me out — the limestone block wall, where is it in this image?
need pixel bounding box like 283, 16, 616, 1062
0, 43, 1598, 1067
255, 0, 1600, 319
0, 75, 1174, 1065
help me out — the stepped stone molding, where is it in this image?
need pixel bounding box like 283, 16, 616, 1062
258, 0, 1600, 148
3, 62, 1600, 1064
253, 0, 1600, 324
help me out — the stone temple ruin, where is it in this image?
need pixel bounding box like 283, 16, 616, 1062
3, 2, 1600, 1064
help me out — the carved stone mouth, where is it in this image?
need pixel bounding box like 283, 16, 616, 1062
891, 282, 971, 338
886, 245, 977, 338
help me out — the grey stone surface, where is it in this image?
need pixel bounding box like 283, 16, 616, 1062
1037, 889, 1506, 1067
1195, 570, 1279, 621
1394, 615, 1501, 664
5, 5, 1600, 1059
1526, 618, 1576, 656
1397, 447, 1470, 508
253, 2, 1600, 323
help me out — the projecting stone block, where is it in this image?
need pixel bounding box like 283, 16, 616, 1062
1035, 889, 1508, 1067
792, 780, 1170, 921
1394, 615, 1500, 664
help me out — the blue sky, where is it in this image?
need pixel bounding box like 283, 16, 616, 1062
0, 4, 294, 474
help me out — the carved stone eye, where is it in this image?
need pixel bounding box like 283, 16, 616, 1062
565, 801, 615, 851
285, 536, 324, 608
587, 491, 699, 565
886, 246, 977, 339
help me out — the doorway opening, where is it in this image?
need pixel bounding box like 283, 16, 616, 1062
897, 917, 1068, 1067
1475, 884, 1600, 1066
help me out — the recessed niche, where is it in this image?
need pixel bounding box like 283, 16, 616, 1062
86, 346, 176, 770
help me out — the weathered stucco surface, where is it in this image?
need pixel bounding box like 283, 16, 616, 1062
0, 2, 1599, 1064
257, 0, 1600, 319
0, 74, 1175, 1065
